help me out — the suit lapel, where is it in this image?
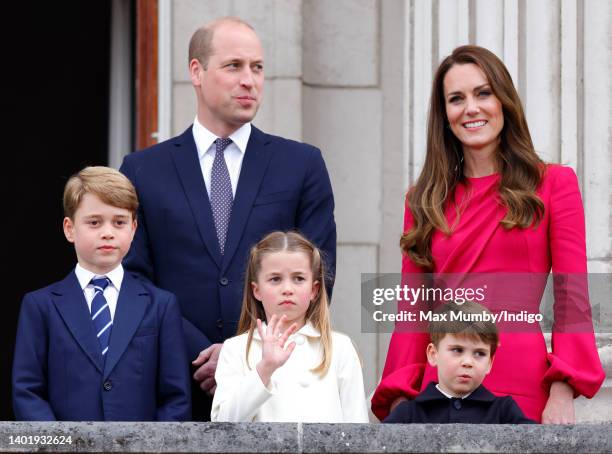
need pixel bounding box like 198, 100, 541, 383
170, 127, 223, 268
103, 273, 148, 379
52, 272, 103, 374
222, 126, 274, 268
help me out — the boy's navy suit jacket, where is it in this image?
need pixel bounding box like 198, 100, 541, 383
12, 270, 191, 421
383, 382, 535, 424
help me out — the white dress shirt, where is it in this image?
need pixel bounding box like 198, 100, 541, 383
75, 263, 124, 321
211, 322, 369, 423
192, 117, 251, 197
435, 383, 473, 399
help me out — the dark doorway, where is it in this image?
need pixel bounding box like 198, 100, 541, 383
4, 2, 113, 419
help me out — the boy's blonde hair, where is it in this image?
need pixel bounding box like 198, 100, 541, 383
63, 166, 138, 219
429, 301, 499, 356
237, 231, 332, 376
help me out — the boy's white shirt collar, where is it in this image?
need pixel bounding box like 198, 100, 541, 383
192, 116, 251, 159
253, 321, 321, 341
435, 383, 473, 400
75, 263, 124, 291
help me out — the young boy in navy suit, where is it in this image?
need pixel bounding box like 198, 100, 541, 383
384, 301, 534, 424
12, 166, 191, 421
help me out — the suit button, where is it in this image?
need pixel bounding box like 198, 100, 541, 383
453, 399, 462, 410
217, 319, 223, 329
103, 380, 112, 391
220, 277, 229, 286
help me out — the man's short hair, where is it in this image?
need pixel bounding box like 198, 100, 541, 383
429, 301, 499, 356
63, 166, 138, 220
188, 16, 255, 68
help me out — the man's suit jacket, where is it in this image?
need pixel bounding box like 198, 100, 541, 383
12, 271, 191, 421
119, 125, 336, 360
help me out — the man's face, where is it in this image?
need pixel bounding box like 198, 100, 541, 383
191, 22, 264, 137
427, 333, 493, 397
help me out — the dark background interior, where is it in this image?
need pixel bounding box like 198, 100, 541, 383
3, 2, 114, 419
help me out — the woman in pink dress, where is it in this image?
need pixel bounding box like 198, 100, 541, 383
371, 45, 604, 423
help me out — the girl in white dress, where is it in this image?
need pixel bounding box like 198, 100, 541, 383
211, 231, 369, 422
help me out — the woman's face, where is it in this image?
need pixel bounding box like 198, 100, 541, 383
443, 63, 504, 157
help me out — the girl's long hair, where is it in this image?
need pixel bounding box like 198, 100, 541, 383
237, 231, 332, 376
401, 45, 544, 270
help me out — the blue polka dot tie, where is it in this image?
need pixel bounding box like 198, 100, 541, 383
90, 277, 112, 356
211, 138, 233, 254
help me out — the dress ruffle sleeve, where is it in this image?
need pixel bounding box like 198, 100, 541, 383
371, 332, 428, 420
542, 165, 604, 397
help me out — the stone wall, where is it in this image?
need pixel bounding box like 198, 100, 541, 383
1, 422, 611, 453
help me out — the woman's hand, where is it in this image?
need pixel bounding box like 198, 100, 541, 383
542, 381, 575, 424
256, 314, 298, 387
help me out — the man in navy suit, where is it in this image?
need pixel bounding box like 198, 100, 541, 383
12, 167, 190, 421
120, 17, 336, 419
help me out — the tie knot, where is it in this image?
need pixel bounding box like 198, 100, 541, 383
216, 138, 232, 153
91, 277, 110, 291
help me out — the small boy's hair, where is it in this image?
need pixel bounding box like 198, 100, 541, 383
429, 301, 499, 356
63, 166, 138, 220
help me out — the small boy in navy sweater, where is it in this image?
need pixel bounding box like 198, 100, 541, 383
384, 301, 534, 424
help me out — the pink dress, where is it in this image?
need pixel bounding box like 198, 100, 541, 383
372, 164, 605, 422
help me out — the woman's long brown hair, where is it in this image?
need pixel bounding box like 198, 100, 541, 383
401, 45, 544, 270
237, 231, 332, 376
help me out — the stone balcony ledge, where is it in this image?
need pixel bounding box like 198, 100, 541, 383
1, 422, 611, 453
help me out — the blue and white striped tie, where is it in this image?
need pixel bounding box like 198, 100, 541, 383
90, 277, 112, 356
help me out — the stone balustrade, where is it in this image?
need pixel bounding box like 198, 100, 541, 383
1, 421, 611, 453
